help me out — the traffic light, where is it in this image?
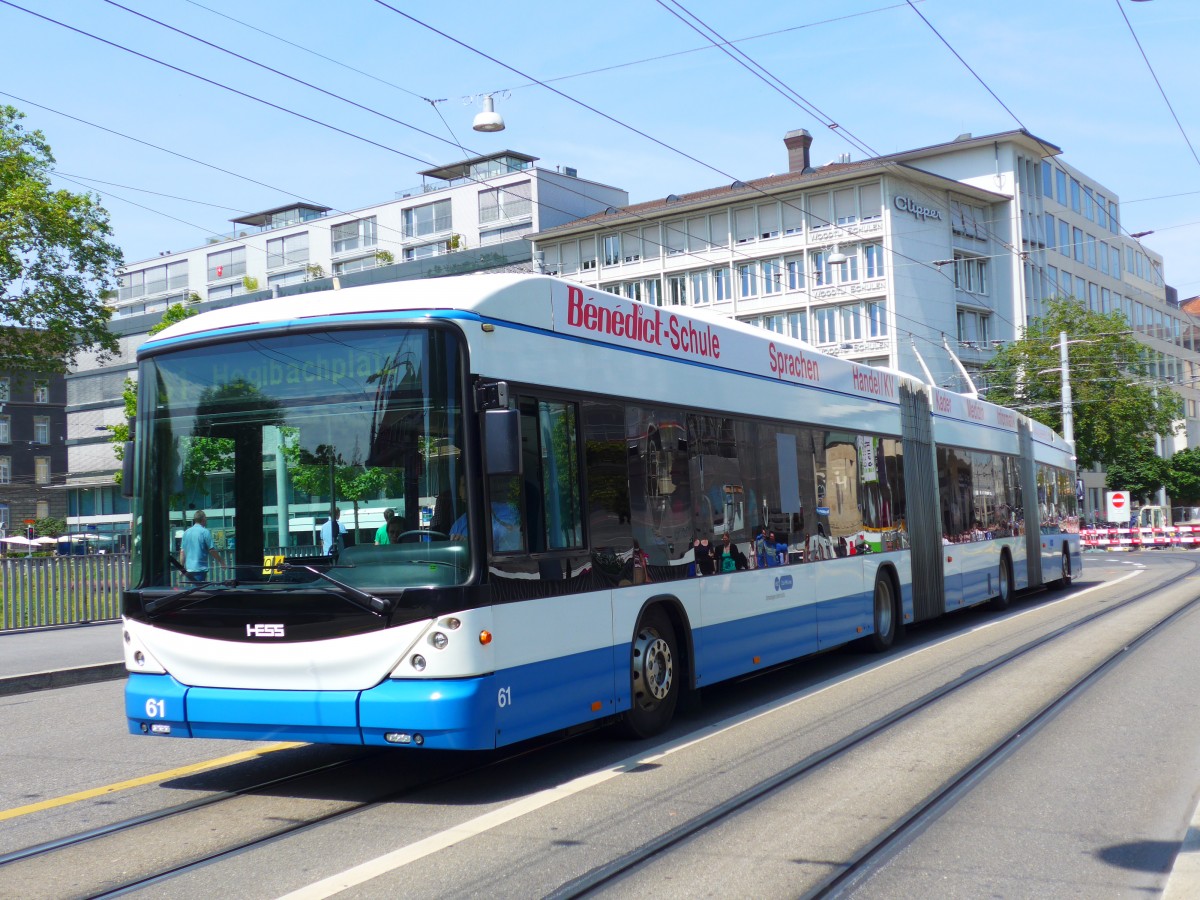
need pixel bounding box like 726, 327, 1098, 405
26, 524, 34, 541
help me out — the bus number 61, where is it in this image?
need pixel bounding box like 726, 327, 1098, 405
145, 698, 166, 718
497, 686, 512, 708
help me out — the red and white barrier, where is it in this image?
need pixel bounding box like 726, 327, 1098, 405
1080, 523, 1200, 550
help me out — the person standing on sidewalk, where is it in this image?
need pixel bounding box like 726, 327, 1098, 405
179, 510, 221, 583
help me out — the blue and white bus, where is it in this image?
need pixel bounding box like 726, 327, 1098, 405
122, 274, 1080, 749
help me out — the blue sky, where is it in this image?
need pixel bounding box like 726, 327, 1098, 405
3, 0, 1198, 295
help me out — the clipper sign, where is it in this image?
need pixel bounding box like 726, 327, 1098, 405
894, 195, 942, 221
550, 283, 901, 404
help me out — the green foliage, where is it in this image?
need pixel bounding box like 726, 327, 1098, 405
289, 443, 393, 531
147, 299, 198, 336
242, 275, 259, 292
374, 250, 394, 265
1104, 438, 1166, 502
1163, 447, 1200, 505
0, 106, 123, 373
982, 298, 1181, 470
34, 516, 66, 538
305, 263, 325, 280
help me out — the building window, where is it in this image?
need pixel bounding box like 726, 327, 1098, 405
866, 301, 887, 337
267, 269, 306, 289
1086, 234, 1097, 268
738, 263, 758, 298
687, 216, 711, 250
789, 310, 808, 342
34, 416, 49, 444
208, 281, 246, 301
812, 249, 830, 286
266, 232, 309, 269
1042, 161, 1053, 197
33, 381, 49, 403
35, 456, 49, 485
1109, 201, 1119, 234
813, 307, 836, 344
690, 271, 710, 305
1070, 177, 1081, 213
665, 221, 686, 256
860, 182, 882, 221
602, 234, 621, 267
331, 216, 377, 254
1055, 168, 1067, 204
403, 199, 451, 239
667, 275, 687, 306
0, 378, 8, 402
864, 243, 885, 279
954, 254, 988, 294
1083, 187, 1094, 222
0, 457, 9, 484
762, 260, 783, 295
620, 230, 641, 263
734, 207, 756, 244
644, 279, 661, 307
782, 200, 803, 235
951, 200, 986, 240
758, 203, 780, 239
834, 250, 859, 284
333, 255, 377, 275
714, 267, 733, 302
36, 500, 48, 519
840, 304, 863, 341
1072, 227, 1084, 263
118, 260, 188, 301
1059, 221, 1070, 258
402, 241, 449, 261
807, 191, 831, 230
480, 224, 528, 245
206, 246, 246, 281
478, 180, 531, 223
833, 188, 857, 225
786, 256, 805, 291
0, 416, 7, 444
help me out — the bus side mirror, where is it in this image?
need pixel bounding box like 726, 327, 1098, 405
484, 409, 521, 476
121, 442, 135, 498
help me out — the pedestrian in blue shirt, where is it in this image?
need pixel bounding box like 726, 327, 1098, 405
179, 510, 221, 583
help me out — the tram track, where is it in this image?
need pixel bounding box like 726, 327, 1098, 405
0, 724, 580, 899
549, 560, 1200, 899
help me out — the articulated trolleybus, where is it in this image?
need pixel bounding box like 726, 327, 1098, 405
123, 274, 1080, 749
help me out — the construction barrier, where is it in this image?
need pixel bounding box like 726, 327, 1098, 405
1080, 524, 1200, 551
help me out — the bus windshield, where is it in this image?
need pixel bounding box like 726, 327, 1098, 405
131, 326, 469, 594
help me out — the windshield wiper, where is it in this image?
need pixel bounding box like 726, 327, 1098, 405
144, 579, 238, 615
281, 563, 392, 615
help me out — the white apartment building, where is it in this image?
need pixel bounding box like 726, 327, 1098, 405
66, 151, 628, 537
532, 128, 1193, 524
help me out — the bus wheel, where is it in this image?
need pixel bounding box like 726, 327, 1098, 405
622, 607, 680, 738
865, 570, 897, 652
1054, 547, 1072, 589
990, 552, 1014, 610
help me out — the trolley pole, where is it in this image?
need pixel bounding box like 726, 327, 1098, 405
1059, 331, 1074, 448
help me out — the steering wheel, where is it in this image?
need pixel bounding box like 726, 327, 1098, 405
396, 529, 450, 543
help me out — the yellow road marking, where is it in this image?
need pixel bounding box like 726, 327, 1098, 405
0, 742, 301, 822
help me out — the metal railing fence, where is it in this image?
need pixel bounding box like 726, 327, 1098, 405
0, 554, 129, 630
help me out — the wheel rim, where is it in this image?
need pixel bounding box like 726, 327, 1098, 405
875, 578, 893, 637
632, 627, 673, 706
1000, 560, 1010, 600
1062, 551, 1070, 582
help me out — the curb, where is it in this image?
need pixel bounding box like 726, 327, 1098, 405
0, 662, 126, 697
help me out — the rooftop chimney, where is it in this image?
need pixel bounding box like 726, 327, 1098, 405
784, 128, 814, 174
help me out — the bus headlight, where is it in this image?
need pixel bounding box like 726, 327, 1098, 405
411, 654, 426, 672
429, 632, 448, 650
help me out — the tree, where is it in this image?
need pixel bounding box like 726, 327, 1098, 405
982, 298, 1181, 470
0, 105, 122, 373
289, 444, 393, 535
1163, 447, 1200, 506
1104, 437, 1166, 502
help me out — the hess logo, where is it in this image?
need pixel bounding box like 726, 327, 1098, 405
246, 623, 285, 638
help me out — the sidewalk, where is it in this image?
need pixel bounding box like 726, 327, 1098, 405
0, 621, 125, 696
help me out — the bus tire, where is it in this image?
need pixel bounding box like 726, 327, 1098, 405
990, 551, 1014, 610
621, 606, 680, 738
1053, 547, 1072, 589
865, 569, 897, 652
